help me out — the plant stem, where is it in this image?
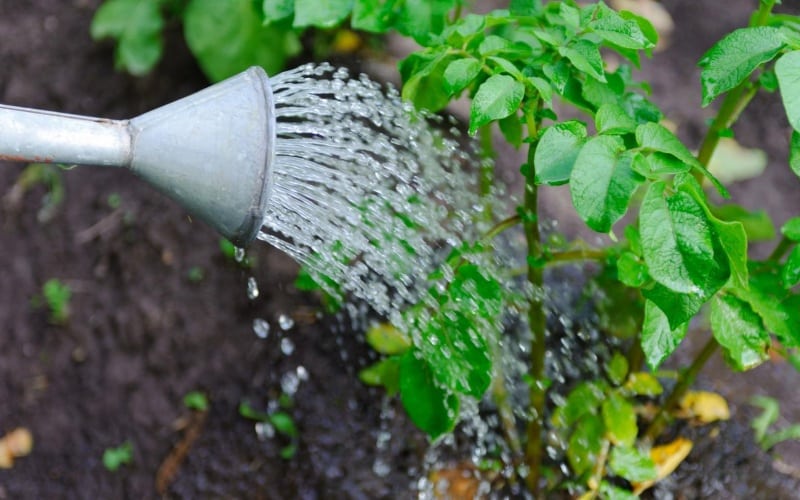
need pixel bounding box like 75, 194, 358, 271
522, 108, 546, 495
546, 248, 607, 263
644, 335, 718, 442
768, 236, 792, 262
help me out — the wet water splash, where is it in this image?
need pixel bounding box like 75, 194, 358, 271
259, 63, 482, 320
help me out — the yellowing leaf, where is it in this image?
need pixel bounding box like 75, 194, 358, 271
0, 428, 33, 469
706, 138, 767, 186
632, 437, 693, 494
678, 390, 731, 424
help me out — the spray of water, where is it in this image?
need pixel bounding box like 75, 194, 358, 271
258, 63, 483, 321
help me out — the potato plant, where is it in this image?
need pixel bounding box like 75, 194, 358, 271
93, 0, 800, 496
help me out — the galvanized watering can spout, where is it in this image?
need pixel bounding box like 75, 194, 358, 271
0, 67, 276, 246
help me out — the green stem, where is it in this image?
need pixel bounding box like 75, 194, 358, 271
768, 236, 793, 262
481, 214, 522, 243
546, 248, 606, 263
522, 108, 546, 495
644, 335, 718, 442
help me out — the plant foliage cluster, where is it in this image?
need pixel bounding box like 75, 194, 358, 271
93, 0, 800, 496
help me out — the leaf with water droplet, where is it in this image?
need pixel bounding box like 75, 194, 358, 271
469, 74, 524, 134
699, 26, 786, 106
366, 323, 411, 355
595, 103, 637, 135
733, 264, 800, 346
558, 39, 606, 82
624, 372, 663, 397
641, 300, 688, 370
552, 382, 604, 428
782, 246, 800, 288
588, 2, 654, 50
783, 216, 800, 242
399, 352, 459, 439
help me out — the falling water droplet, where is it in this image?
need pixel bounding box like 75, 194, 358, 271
253, 318, 270, 339
278, 313, 294, 330
280, 337, 295, 356
255, 422, 274, 441
281, 371, 300, 395
247, 277, 259, 299
234, 247, 245, 263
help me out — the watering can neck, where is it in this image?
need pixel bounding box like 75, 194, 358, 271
0, 104, 132, 167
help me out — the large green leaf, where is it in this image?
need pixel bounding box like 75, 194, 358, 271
783, 246, 800, 288
399, 352, 459, 439
734, 264, 800, 346
636, 122, 699, 168
776, 50, 800, 133
293, 0, 354, 28
533, 121, 587, 185
643, 283, 708, 330
641, 300, 688, 369
91, 0, 165, 76
570, 137, 642, 233
595, 103, 637, 135
567, 414, 605, 476
711, 294, 770, 371
469, 74, 524, 134
711, 204, 775, 242
699, 26, 786, 106
184, 0, 300, 81
552, 382, 604, 428
790, 131, 800, 179
395, 0, 455, 44
639, 182, 728, 295
783, 217, 800, 241
400, 50, 453, 111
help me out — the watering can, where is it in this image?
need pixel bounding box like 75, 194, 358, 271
0, 67, 275, 246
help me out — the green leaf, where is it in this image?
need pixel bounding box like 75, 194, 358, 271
602, 393, 637, 447
760, 424, 800, 451
533, 121, 587, 185
183, 391, 209, 411
790, 131, 800, 179
510, 0, 542, 16
776, 51, 800, 133
399, 352, 459, 439
567, 414, 605, 476
608, 446, 658, 482
617, 251, 649, 288
734, 265, 800, 346
443, 58, 482, 96
783, 216, 800, 241
570, 138, 642, 233
711, 294, 770, 371
263, 0, 294, 23
559, 39, 606, 82
552, 382, 603, 428
90, 0, 165, 76
639, 182, 728, 294
366, 323, 411, 355
488, 56, 525, 80
783, 246, 800, 287
710, 217, 749, 290
395, 0, 454, 44
469, 74, 524, 134
358, 357, 400, 395
400, 50, 453, 111
293, 0, 354, 28
498, 113, 523, 148
750, 395, 780, 443
642, 300, 688, 370
624, 372, 663, 396
102, 441, 134, 472
589, 3, 653, 50
636, 123, 699, 168
184, 0, 300, 81
595, 103, 637, 135
699, 26, 786, 106
606, 351, 630, 386
600, 481, 638, 500
643, 283, 708, 330
711, 204, 775, 242
352, 0, 394, 32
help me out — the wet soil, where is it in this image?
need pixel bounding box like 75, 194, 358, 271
1, 0, 799, 499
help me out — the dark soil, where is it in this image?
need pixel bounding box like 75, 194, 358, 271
1, 1, 799, 499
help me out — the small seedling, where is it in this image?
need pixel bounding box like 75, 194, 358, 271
182, 391, 209, 411
40, 279, 71, 325
102, 441, 133, 472
239, 400, 298, 459
751, 396, 800, 451
186, 266, 205, 283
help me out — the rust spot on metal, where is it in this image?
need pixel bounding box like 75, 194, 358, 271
0, 154, 53, 163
